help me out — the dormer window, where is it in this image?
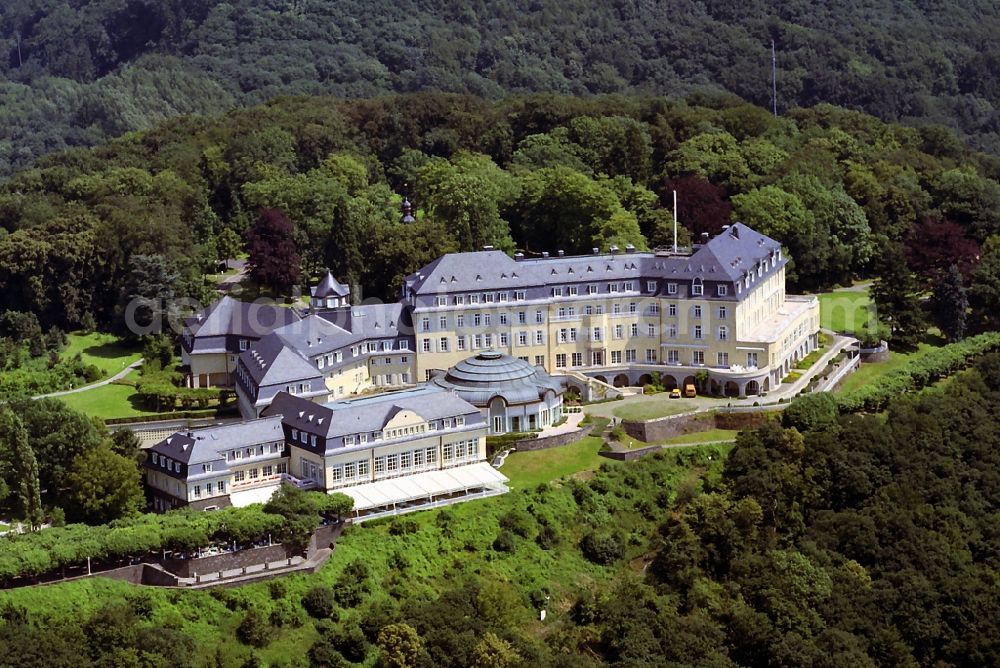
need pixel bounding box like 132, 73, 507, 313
667, 283, 677, 295
692, 278, 703, 296
239, 339, 249, 351
717, 285, 728, 296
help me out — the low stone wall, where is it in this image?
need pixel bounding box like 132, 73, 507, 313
515, 424, 594, 451
163, 544, 290, 579
860, 340, 890, 363
600, 445, 662, 461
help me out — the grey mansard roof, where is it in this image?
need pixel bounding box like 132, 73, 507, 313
430, 350, 565, 406
184, 295, 300, 339
404, 222, 784, 295
148, 415, 285, 468
265, 386, 483, 448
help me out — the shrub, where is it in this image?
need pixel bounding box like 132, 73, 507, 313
492, 530, 517, 553
269, 599, 304, 628
536, 524, 560, 550
580, 531, 624, 564
302, 585, 337, 619
331, 624, 369, 663
388, 518, 419, 536
499, 509, 534, 538
237, 609, 272, 648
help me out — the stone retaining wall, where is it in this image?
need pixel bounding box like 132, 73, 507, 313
514, 424, 594, 451
599, 445, 662, 461
860, 341, 890, 363
623, 410, 777, 442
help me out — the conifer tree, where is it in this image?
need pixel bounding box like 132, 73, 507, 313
930, 264, 968, 342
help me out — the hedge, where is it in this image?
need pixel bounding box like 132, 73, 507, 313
837, 332, 1000, 414
0, 492, 353, 583
104, 407, 240, 425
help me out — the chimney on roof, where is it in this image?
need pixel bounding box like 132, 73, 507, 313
721, 224, 730, 232
514, 252, 524, 261
730, 225, 739, 238
700, 232, 710, 244
625, 244, 636, 253
541, 251, 549, 258
592, 247, 600, 255
557, 250, 565, 257
482, 245, 494, 251
609, 245, 619, 254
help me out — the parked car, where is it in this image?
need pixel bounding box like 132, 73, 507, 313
684, 384, 697, 398
669, 388, 682, 398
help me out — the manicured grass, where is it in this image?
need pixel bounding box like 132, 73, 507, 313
836, 341, 941, 394
658, 428, 740, 445
501, 435, 610, 488
818, 290, 871, 333
56, 371, 159, 419
62, 331, 141, 379
613, 399, 693, 421
795, 346, 827, 370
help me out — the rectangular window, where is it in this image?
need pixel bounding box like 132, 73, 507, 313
374, 457, 386, 475
667, 349, 679, 364
693, 305, 702, 318
474, 334, 482, 348
454, 295, 465, 305
648, 324, 656, 337
457, 336, 467, 351
628, 301, 637, 313
206, 483, 213, 495
470, 294, 480, 304
572, 352, 583, 367
646, 349, 657, 363
422, 339, 432, 352
667, 324, 678, 338
718, 352, 729, 367
718, 306, 728, 319
555, 354, 567, 368
747, 352, 759, 368
568, 286, 579, 296
421, 318, 430, 332
630, 323, 639, 337
694, 325, 703, 339
552, 287, 563, 297
439, 337, 448, 352
248, 468, 259, 480
234, 470, 246, 482
535, 355, 545, 366
484, 313, 492, 326
456, 315, 465, 327
624, 281, 634, 292
518, 331, 528, 346
614, 324, 624, 339
484, 293, 495, 303
500, 332, 509, 346
625, 349, 636, 362
693, 350, 705, 365
193, 485, 201, 498
717, 285, 728, 296
439, 316, 447, 329
484, 333, 493, 347
262, 465, 273, 476
515, 290, 526, 301
474, 313, 482, 326
668, 303, 677, 317
499, 312, 508, 325
609, 283, 620, 293
646, 281, 656, 292
667, 283, 677, 295
203, 462, 213, 473
592, 327, 602, 342
592, 351, 604, 366
611, 350, 622, 364
499, 292, 509, 302
613, 303, 622, 315
692, 282, 703, 296
587, 284, 598, 295
535, 311, 544, 323
518, 311, 527, 324
718, 326, 728, 341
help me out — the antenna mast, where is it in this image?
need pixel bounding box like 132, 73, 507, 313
771, 39, 778, 117
672, 189, 678, 253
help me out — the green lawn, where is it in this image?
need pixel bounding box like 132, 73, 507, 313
659, 428, 740, 445
62, 331, 141, 379
613, 399, 694, 421
56, 371, 158, 419
818, 290, 871, 333
500, 435, 611, 488
836, 340, 942, 394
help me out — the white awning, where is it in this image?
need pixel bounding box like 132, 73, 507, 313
229, 484, 281, 507
334, 462, 509, 512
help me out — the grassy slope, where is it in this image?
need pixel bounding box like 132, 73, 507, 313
613, 399, 693, 421
4, 443, 730, 667
57, 370, 157, 419
835, 341, 942, 394
500, 434, 610, 488
818, 290, 871, 333
62, 331, 141, 379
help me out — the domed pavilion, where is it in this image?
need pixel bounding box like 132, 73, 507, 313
429, 350, 566, 434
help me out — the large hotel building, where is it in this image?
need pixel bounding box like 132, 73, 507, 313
183, 222, 819, 424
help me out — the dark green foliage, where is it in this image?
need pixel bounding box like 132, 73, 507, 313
782, 393, 840, 433
536, 524, 560, 550
871, 244, 927, 349
930, 264, 969, 342
334, 560, 372, 608
237, 609, 272, 648
492, 530, 517, 553
302, 585, 338, 620
580, 531, 624, 565
245, 208, 300, 293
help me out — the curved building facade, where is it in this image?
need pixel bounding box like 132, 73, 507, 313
430, 350, 565, 434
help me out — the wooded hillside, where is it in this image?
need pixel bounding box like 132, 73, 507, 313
2, 0, 1000, 176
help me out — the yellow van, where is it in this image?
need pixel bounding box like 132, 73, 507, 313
684, 384, 697, 398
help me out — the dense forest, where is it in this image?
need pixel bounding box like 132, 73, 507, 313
3, 354, 999, 667
2, 0, 1000, 176
2, 92, 1000, 351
